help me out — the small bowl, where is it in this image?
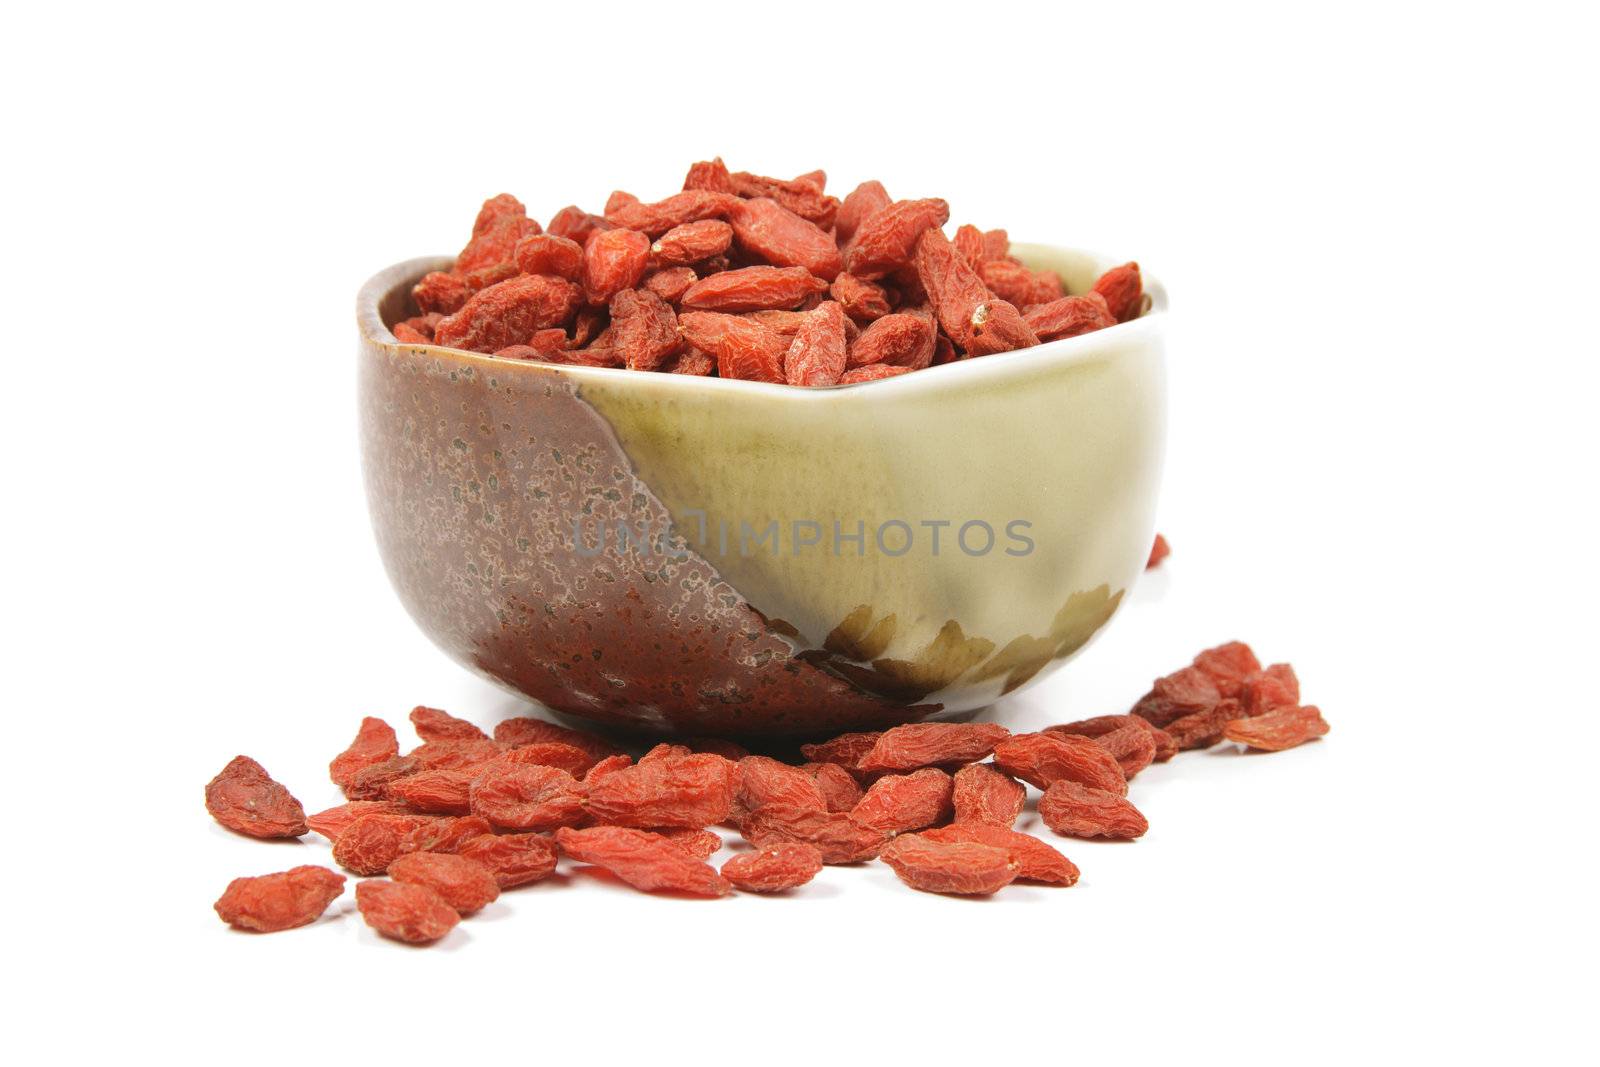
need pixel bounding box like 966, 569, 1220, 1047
357, 244, 1166, 737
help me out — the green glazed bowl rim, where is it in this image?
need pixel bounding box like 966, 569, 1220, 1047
357, 244, 1166, 396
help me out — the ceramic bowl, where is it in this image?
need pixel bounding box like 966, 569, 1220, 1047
357, 244, 1166, 737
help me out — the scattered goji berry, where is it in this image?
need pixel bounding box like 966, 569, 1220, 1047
1044, 714, 1179, 764
783, 300, 848, 387
387, 851, 501, 915
950, 762, 1026, 827
858, 722, 1011, 773
214, 865, 346, 933
1038, 780, 1148, 840
1223, 704, 1329, 751
385, 768, 474, 815
493, 717, 625, 761
681, 737, 752, 760
1089, 722, 1158, 778
343, 755, 422, 800
1131, 665, 1223, 728
555, 826, 731, 897
721, 843, 824, 893
741, 803, 888, 864
583, 754, 635, 782
735, 756, 828, 822
307, 800, 405, 842
1192, 642, 1263, 699
205, 756, 308, 839
683, 157, 736, 195
920, 824, 1078, 886
991, 732, 1128, 794
329, 717, 399, 790
583, 753, 736, 828
729, 168, 838, 227
332, 812, 436, 875
979, 259, 1062, 309
408, 738, 506, 772
469, 764, 587, 831
355, 879, 460, 944
1242, 663, 1301, 716
495, 741, 596, 777
392, 321, 432, 344
604, 190, 638, 215
879, 834, 1018, 895
457, 832, 560, 888
850, 768, 954, 834
657, 827, 724, 860
398, 815, 495, 856
1092, 261, 1143, 322
802, 762, 865, 812
1164, 698, 1240, 751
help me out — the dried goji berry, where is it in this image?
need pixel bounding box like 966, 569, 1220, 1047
741, 803, 888, 864
583, 754, 635, 782
1165, 698, 1240, 751
652, 219, 734, 266
1023, 292, 1117, 341
469, 764, 586, 831
583, 753, 736, 828
494, 741, 596, 777
683, 157, 736, 195
307, 800, 405, 842
392, 321, 432, 344
735, 756, 828, 822
413, 270, 472, 315
388, 851, 501, 915
329, 717, 399, 790
914, 228, 1037, 356
582, 227, 652, 305
979, 260, 1062, 309
610, 288, 682, 371
1132, 665, 1222, 728
494, 328, 576, 362
205, 756, 307, 839
434, 274, 582, 354
343, 755, 422, 800
677, 311, 788, 383
1038, 780, 1148, 840
1090, 723, 1158, 779
1223, 704, 1329, 751
639, 743, 693, 763
1192, 642, 1263, 699
1044, 714, 1178, 763
513, 232, 585, 281
920, 824, 1078, 886
879, 834, 1018, 896
829, 273, 893, 322
727, 197, 842, 280
1242, 663, 1301, 717
802, 762, 864, 812
849, 768, 954, 834
858, 722, 1011, 773
605, 190, 741, 237
839, 364, 912, 384
950, 763, 1026, 827
385, 768, 474, 815
991, 732, 1128, 794
457, 831, 560, 888
605, 190, 639, 214
1146, 532, 1171, 569
398, 815, 495, 856
784, 300, 848, 387
355, 879, 460, 944
681, 265, 826, 312
555, 826, 731, 897
408, 738, 506, 772
1092, 261, 1143, 322
845, 311, 935, 370
729, 168, 838, 227
953, 224, 989, 269
657, 827, 724, 860
681, 737, 752, 760
721, 842, 824, 893
844, 198, 950, 278
455, 194, 538, 275
642, 266, 699, 304
834, 180, 891, 244
214, 865, 346, 933
333, 812, 437, 875
547, 205, 611, 245
493, 717, 625, 761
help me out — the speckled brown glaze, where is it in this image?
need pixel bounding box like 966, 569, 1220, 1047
358, 250, 1166, 737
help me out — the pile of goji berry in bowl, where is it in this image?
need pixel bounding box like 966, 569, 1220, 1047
356, 160, 1167, 738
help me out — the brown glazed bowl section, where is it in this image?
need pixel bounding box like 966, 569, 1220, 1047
357, 246, 1166, 738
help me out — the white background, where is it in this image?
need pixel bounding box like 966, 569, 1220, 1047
5, 2, 1595, 1062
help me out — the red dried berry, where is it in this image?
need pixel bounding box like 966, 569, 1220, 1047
555, 826, 731, 897
408, 738, 506, 772
800, 731, 881, 771
387, 851, 501, 915
784, 300, 848, 387
979, 259, 1062, 309
677, 311, 788, 383
413, 270, 472, 315
469, 764, 587, 831
642, 266, 699, 304
843, 198, 951, 278
386, 769, 475, 815
307, 800, 404, 842
1092, 261, 1143, 322
680, 737, 752, 760
605, 190, 741, 238
683, 157, 736, 194
513, 233, 585, 281
547, 205, 611, 245
1038, 780, 1148, 840
741, 803, 888, 865
205, 756, 307, 839
839, 364, 912, 384
343, 755, 422, 800
329, 717, 399, 790
1192, 642, 1263, 699
1223, 704, 1329, 751
604, 190, 638, 214
920, 824, 1078, 886
681, 265, 826, 312
834, 180, 891, 244
829, 273, 893, 322
914, 228, 1037, 355
392, 321, 431, 344
735, 756, 829, 821
951, 763, 1026, 827
1044, 714, 1179, 763
657, 827, 724, 861
845, 311, 935, 369
457, 832, 560, 889
652, 219, 734, 265
1164, 698, 1241, 750
1090, 723, 1158, 779
214, 865, 346, 933
434, 274, 582, 354
991, 732, 1128, 794
494, 741, 597, 777
582, 227, 652, 304
1242, 663, 1301, 717
355, 879, 460, 944
850, 768, 954, 835
583, 753, 737, 828
879, 834, 1018, 896
721, 843, 825, 893
583, 754, 635, 782
610, 288, 682, 371
333, 812, 436, 875
802, 762, 865, 812
1146, 532, 1171, 569
858, 722, 1011, 773
1131, 665, 1222, 728
398, 815, 495, 856
727, 197, 842, 280
493, 717, 625, 761
494, 328, 571, 362
1024, 292, 1117, 341
729, 168, 838, 226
